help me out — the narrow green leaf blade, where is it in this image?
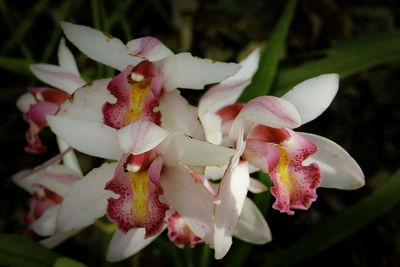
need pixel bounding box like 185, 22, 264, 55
54, 257, 88, 267
0, 56, 32, 76
0, 234, 59, 267
263, 168, 400, 267
237, 0, 298, 102
273, 31, 400, 96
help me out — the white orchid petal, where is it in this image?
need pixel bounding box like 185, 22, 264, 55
16, 92, 36, 113
32, 205, 59, 236
300, 132, 365, 190
198, 48, 260, 117
126, 37, 174, 61
248, 178, 268, 193
233, 198, 272, 244
117, 120, 169, 154
60, 21, 142, 71
57, 78, 114, 123
160, 166, 214, 246
157, 133, 236, 167
47, 116, 123, 160
282, 74, 339, 125
57, 162, 118, 232
40, 228, 83, 249
200, 112, 222, 145
159, 90, 204, 140
106, 228, 164, 262
158, 53, 241, 91
57, 38, 80, 76
30, 64, 85, 95
56, 137, 82, 177
214, 162, 249, 259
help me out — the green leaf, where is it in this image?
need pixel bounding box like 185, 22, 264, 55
263, 168, 400, 267
273, 31, 400, 96
54, 257, 87, 267
237, 0, 298, 102
0, 234, 59, 267
0, 56, 32, 76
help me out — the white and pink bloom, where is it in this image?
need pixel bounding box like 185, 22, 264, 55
16, 38, 85, 154
199, 50, 365, 219
40, 22, 272, 261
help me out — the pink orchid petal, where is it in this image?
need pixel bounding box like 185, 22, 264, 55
282, 74, 339, 125
103, 63, 161, 129
156, 52, 241, 91
269, 129, 321, 215
157, 132, 236, 167
60, 21, 142, 71
127, 37, 174, 61
117, 120, 169, 154
16, 92, 36, 113
12, 148, 74, 194
230, 96, 301, 141
243, 139, 281, 173
105, 155, 169, 237
47, 115, 123, 160
57, 78, 114, 123
106, 227, 164, 262
56, 162, 118, 232
160, 166, 214, 246
214, 161, 249, 259
168, 212, 203, 248
148, 155, 164, 187
159, 90, 204, 140
30, 64, 85, 95
233, 197, 272, 244
40, 228, 83, 249
300, 132, 365, 190
57, 38, 80, 76
29, 87, 70, 105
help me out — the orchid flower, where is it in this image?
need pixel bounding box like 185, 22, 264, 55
16, 38, 86, 154
12, 148, 82, 248
197, 50, 365, 256
41, 22, 270, 260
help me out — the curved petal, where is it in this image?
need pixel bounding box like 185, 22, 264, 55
198, 48, 260, 116
56, 162, 118, 232
56, 137, 82, 177
233, 197, 271, 244
300, 132, 365, 190
167, 212, 203, 248
117, 120, 169, 154
231, 96, 301, 140
30, 64, 85, 95
281, 74, 339, 125
32, 205, 59, 236
160, 166, 214, 246
60, 21, 142, 71
47, 115, 123, 160
159, 90, 204, 140
106, 227, 163, 262
57, 78, 114, 123
157, 53, 241, 91
248, 178, 268, 194
157, 133, 236, 167
16, 92, 36, 113
40, 228, 83, 249
200, 112, 222, 145
214, 161, 249, 259
57, 38, 80, 76
127, 37, 174, 61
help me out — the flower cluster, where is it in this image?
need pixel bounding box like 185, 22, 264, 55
13, 22, 365, 261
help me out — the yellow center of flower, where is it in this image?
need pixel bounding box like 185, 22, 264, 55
276, 147, 294, 192
124, 77, 152, 125
130, 170, 150, 226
